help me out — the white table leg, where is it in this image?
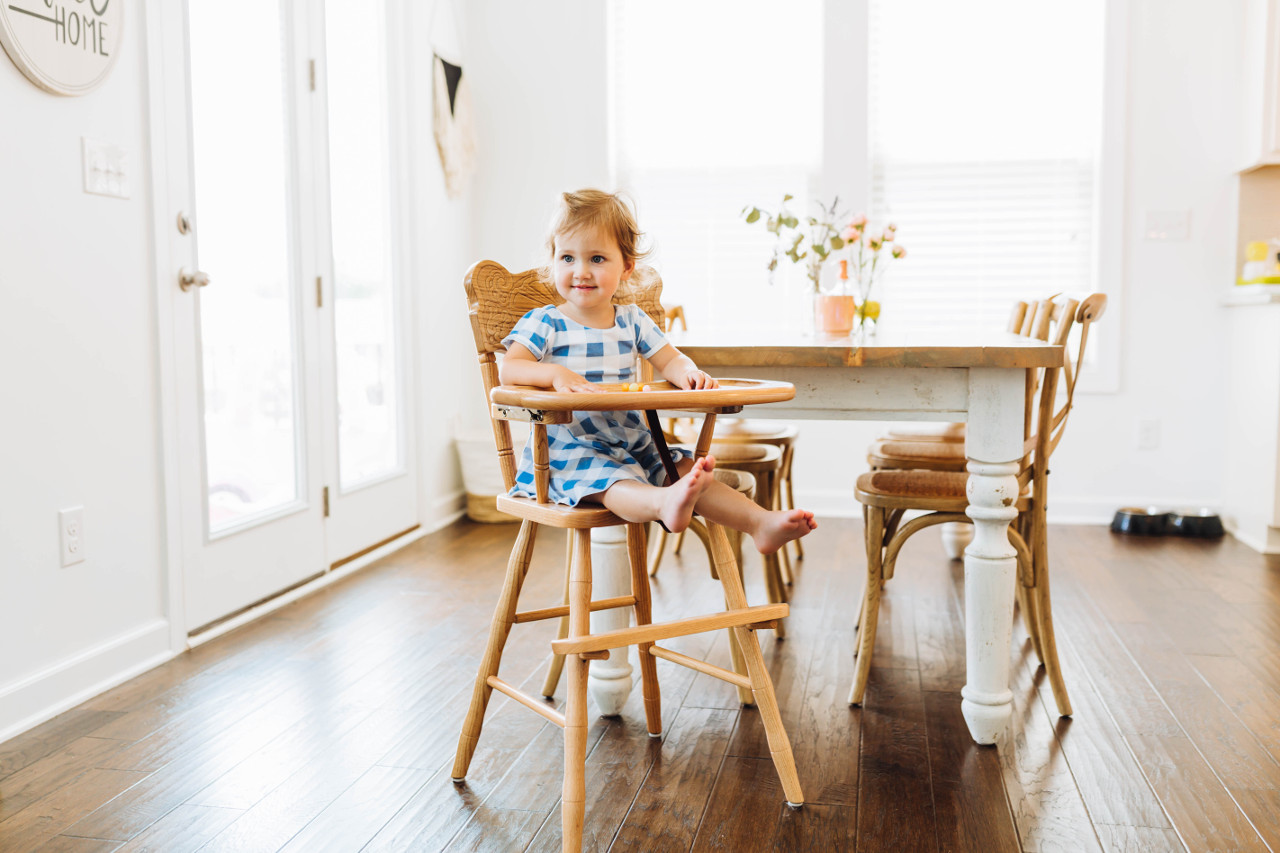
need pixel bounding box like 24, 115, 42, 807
961, 368, 1025, 744
588, 524, 634, 715
940, 522, 973, 560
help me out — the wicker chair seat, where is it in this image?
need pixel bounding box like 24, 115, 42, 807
856, 470, 1030, 511
867, 439, 966, 472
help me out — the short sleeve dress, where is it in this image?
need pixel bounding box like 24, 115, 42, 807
502, 303, 693, 507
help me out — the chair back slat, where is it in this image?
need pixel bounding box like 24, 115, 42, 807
463, 260, 666, 495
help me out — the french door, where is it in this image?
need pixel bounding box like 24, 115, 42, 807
156, 0, 417, 632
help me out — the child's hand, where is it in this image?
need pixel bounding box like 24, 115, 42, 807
679, 369, 718, 390
551, 366, 595, 393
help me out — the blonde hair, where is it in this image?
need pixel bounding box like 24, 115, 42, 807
545, 189, 650, 268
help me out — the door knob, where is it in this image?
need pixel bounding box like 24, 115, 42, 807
179, 268, 210, 292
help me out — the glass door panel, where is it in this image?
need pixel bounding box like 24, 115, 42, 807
324, 0, 403, 490
189, 0, 301, 534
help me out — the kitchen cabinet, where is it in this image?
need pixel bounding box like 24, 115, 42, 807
1242, 0, 1280, 169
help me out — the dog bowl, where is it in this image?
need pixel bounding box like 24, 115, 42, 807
1168, 508, 1224, 539
1110, 507, 1172, 536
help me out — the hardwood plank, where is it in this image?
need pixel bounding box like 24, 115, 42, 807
692, 756, 856, 851
1187, 654, 1280, 760
276, 764, 435, 852
443, 806, 548, 852
110, 803, 242, 853
1094, 824, 1188, 852
788, 628, 859, 806
1046, 643, 1173, 829
611, 707, 737, 851
0, 736, 130, 822
524, 690, 666, 853
997, 641, 1102, 853
1125, 734, 1268, 853
857, 666, 936, 853
0, 768, 150, 850
20, 836, 120, 853
0, 708, 125, 780
923, 692, 1019, 853
1111, 621, 1280, 791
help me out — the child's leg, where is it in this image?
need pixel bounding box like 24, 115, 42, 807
694, 475, 817, 555
589, 456, 716, 532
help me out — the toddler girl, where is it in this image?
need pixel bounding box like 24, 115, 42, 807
500, 189, 816, 555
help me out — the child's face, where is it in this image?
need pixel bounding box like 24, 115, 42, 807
551, 226, 635, 323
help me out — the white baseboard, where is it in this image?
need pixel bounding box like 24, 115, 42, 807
793, 489, 1219, 527
188, 526, 431, 649
430, 490, 466, 531
0, 618, 174, 744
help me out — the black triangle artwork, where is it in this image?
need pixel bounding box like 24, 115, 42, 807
438, 55, 462, 117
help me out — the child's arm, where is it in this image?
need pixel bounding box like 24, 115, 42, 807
500, 343, 597, 393
647, 345, 718, 390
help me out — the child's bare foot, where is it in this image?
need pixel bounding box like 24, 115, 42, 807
659, 455, 717, 533
752, 509, 817, 555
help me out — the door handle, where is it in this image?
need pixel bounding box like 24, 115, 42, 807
179, 268, 210, 292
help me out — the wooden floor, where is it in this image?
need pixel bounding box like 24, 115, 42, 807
3, 518, 1280, 852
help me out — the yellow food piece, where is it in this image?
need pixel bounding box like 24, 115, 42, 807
627, 382, 642, 392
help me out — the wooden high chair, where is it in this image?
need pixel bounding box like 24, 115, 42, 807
849, 294, 1107, 719
453, 261, 805, 851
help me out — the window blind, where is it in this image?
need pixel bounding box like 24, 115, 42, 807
868, 0, 1106, 334
610, 0, 823, 332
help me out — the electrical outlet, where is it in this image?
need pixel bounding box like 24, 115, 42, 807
59, 506, 85, 567
1134, 419, 1160, 451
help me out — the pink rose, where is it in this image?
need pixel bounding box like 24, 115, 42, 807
848, 213, 868, 229
892, 244, 906, 259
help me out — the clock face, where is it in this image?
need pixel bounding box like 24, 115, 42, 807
0, 0, 123, 96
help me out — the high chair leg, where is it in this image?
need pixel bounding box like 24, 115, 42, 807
784, 445, 802, 563
673, 529, 686, 555
453, 519, 539, 781
627, 523, 663, 736
761, 550, 788, 640
542, 534, 574, 699
849, 507, 885, 706
562, 528, 593, 851
706, 521, 803, 806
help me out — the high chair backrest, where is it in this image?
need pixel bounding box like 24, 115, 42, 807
463, 260, 666, 492
1021, 293, 1108, 487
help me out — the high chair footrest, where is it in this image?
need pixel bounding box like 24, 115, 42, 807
550, 603, 788, 655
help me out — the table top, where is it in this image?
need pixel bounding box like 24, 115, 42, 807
668, 328, 1064, 369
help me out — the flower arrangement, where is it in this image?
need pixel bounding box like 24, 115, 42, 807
842, 214, 906, 330
742, 195, 848, 293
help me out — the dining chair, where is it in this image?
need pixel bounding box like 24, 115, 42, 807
848, 293, 1107, 718
454, 261, 804, 851
870, 299, 1041, 454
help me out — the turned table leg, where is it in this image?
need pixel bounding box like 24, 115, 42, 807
961, 367, 1025, 745
587, 524, 634, 715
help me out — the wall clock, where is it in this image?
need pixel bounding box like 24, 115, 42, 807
0, 0, 122, 95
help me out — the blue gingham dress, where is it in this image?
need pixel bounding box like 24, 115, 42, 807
503, 303, 693, 506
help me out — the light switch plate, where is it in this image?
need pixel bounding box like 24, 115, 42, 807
1143, 209, 1190, 242
82, 137, 130, 199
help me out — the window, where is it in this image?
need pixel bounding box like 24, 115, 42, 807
610, 0, 824, 333
611, 1, 1121, 387
868, 0, 1107, 334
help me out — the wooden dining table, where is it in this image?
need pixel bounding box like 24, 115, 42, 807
581, 326, 1064, 746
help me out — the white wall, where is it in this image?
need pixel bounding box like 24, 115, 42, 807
0, 4, 171, 739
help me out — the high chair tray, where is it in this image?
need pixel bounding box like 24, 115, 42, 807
490, 378, 795, 414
